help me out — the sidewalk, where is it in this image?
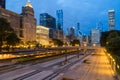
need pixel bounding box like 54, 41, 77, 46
60, 49, 116, 80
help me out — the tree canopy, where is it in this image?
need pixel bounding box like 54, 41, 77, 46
0, 18, 20, 51
100, 30, 120, 47
106, 37, 120, 56
52, 39, 63, 46
101, 30, 120, 56
70, 39, 80, 46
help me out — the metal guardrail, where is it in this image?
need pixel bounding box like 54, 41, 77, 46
114, 55, 120, 80
105, 51, 120, 80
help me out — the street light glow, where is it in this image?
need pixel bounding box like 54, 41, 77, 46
117, 64, 119, 69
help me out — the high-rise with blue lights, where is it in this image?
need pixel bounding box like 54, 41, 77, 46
40, 13, 56, 38
56, 10, 63, 30
40, 13, 56, 29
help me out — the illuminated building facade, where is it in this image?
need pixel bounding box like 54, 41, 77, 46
0, 1, 36, 42
21, 1, 36, 42
108, 10, 115, 31
36, 26, 50, 46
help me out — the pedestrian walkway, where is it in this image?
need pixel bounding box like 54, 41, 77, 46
61, 49, 116, 80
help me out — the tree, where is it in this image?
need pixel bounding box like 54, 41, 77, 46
106, 37, 120, 56
100, 31, 109, 47
6, 32, 20, 47
70, 39, 80, 46
107, 31, 119, 41
101, 30, 120, 57
100, 30, 120, 47
0, 18, 20, 51
52, 39, 63, 46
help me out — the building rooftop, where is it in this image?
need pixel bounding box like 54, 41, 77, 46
25, 0, 33, 8
108, 10, 115, 12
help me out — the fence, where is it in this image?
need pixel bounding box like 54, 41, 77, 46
105, 51, 120, 80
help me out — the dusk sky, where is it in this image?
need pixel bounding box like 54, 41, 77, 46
6, 0, 120, 35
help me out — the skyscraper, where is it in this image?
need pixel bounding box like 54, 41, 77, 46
40, 13, 56, 29
91, 29, 100, 45
56, 10, 63, 30
21, 0, 36, 42
0, 0, 5, 8
108, 10, 115, 31
70, 27, 75, 41
77, 23, 80, 37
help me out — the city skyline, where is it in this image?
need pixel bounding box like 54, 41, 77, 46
6, 0, 120, 34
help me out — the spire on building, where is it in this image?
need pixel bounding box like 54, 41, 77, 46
25, 0, 33, 8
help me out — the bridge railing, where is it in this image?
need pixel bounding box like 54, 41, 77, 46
114, 55, 120, 79
105, 50, 120, 79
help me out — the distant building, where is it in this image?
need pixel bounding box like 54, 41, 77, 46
21, 1, 36, 42
82, 35, 89, 46
40, 13, 56, 29
83, 35, 87, 42
108, 10, 115, 31
57, 30, 63, 41
36, 26, 50, 46
70, 27, 75, 41
91, 29, 100, 45
0, 0, 36, 42
0, 0, 5, 9
56, 10, 63, 30
77, 23, 80, 37
49, 28, 57, 39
